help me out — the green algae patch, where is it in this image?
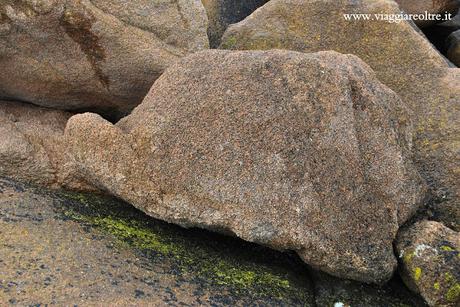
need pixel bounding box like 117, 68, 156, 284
57, 191, 313, 303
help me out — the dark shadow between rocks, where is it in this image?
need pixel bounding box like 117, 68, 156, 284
421, 9, 460, 66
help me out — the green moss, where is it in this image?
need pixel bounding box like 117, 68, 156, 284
59, 191, 308, 301
199, 259, 291, 293
433, 282, 440, 291
64, 210, 190, 260
413, 267, 422, 282
446, 283, 460, 302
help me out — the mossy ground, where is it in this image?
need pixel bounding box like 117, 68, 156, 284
55, 190, 314, 304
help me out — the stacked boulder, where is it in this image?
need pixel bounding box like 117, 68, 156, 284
221, 0, 460, 232
0, 0, 209, 188
397, 221, 460, 306
65, 50, 426, 283
0, 0, 209, 119
0, 1, 458, 305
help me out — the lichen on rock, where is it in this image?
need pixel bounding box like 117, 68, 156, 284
397, 221, 460, 306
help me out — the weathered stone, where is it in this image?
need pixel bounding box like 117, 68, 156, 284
395, 0, 460, 27
65, 50, 426, 283
202, 0, 268, 47
0, 0, 208, 119
0, 100, 91, 190
397, 221, 460, 307
220, 0, 460, 232
447, 30, 460, 66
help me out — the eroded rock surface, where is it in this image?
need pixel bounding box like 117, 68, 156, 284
397, 221, 460, 307
65, 49, 426, 283
0, 0, 209, 119
220, 0, 460, 231
0, 100, 91, 190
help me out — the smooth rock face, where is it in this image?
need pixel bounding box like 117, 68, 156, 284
202, 0, 268, 47
0, 101, 91, 190
65, 50, 426, 283
397, 221, 460, 307
447, 30, 460, 66
0, 0, 208, 119
220, 0, 460, 232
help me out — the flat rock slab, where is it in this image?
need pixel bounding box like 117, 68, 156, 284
0, 177, 316, 306
0, 177, 428, 305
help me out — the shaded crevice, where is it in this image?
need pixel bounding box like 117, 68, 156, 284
420, 9, 460, 67
206, 0, 270, 48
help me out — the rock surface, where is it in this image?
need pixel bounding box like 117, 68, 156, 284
0, 177, 316, 306
0, 0, 208, 119
220, 0, 460, 232
395, 0, 460, 27
0, 100, 91, 190
396, 221, 460, 307
65, 49, 426, 284
447, 30, 460, 66
202, 0, 268, 47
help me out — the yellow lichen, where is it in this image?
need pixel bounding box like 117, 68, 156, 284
446, 283, 460, 302
403, 250, 414, 263
440, 245, 455, 252
445, 272, 455, 284
414, 267, 422, 282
